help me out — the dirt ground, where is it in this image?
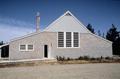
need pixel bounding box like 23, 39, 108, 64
0, 63, 120, 79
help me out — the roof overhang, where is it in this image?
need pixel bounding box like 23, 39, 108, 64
0, 43, 9, 48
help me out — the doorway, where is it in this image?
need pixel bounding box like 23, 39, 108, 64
1, 45, 9, 58
44, 45, 48, 58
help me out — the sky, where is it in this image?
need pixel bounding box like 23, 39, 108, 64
0, 0, 120, 42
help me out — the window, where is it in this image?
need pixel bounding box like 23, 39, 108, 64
58, 32, 79, 48
28, 45, 33, 50
19, 44, 34, 51
73, 32, 79, 47
66, 32, 71, 47
58, 32, 64, 47
20, 45, 26, 51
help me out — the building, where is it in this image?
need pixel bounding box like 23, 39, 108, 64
0, 11, 112, 60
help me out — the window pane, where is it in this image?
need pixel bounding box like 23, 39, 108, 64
74, 40, 79, 47
74, 32, 78, 39
28, 45, 33, 50
58, 32, 64, 39
20, 45, 26, 50
66, 32, 71, 39
58, 32, 64, 47
66, 32, 71, 47
74, 32, 79, 47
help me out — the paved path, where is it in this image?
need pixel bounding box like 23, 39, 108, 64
0, 63, 120, 79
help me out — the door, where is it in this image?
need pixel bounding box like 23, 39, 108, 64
44, 45, 48, 58
1, 45, 9, 58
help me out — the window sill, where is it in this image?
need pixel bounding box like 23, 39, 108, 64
57, 47, 80, 48
19, 50, 34, 52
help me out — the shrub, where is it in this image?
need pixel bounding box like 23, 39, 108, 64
105, 56, 111, 60
56, 56, 66, 61
56, 56, 114, 62
83, 56, 90, 60
77, 56, 84, 60
90, 57, 96, 60
67, 57, 71, 61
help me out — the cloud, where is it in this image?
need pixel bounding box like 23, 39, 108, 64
0, 16, 34, 28
0, 17, 36, 42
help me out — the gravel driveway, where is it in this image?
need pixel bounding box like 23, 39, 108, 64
0, 63, 120, 79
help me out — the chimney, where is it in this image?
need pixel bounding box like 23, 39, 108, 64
36, 12, 40, 32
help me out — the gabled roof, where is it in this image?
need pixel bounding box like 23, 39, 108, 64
89, 33, 112, 44
44, 11, 112, 44
9, 11, 112, 44
10, 32, 39, 42
44, 11, 91, 33
10, 31, 55, 42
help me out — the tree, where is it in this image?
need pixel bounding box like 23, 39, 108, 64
102, 33, 105, 38
113, 36, 120, 55
106, 24, 119, 42
106, 24, 120, 55
98, 30, 101, 36
86, 24, 95, 34
0, 41, 3, 45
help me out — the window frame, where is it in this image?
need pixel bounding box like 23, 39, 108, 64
19, 44, 26, 51
57, 32, 80, 48
19, 44, 34, 51
66, 32, 72, 47
27, 44, 34, 51
73, 32, 80, 48
57, 32, 64, 48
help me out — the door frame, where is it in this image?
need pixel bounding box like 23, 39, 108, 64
44, 45, 48, 58
43, 44, 52, 59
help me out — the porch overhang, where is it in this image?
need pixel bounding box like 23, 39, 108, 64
0, 43, 9, 48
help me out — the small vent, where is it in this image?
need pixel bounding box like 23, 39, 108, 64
65, 13, 71, 16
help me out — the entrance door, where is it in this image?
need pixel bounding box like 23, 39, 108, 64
44, 45, 48, 58
1, 45, 9, 58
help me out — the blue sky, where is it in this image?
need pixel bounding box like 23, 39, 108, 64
0, 0, 120, 42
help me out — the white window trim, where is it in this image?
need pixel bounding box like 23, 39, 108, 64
66, 32, 72, 48
27, 44, 34, 51
64, 32, 66, 47
73, 32, 80, 48
19, 44, 34, 51
57, 32, 65, 48
57, 32, 80, 48
19, 44, 26, 51
71, 32, 74, 48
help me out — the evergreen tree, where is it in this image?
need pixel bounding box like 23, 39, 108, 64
106, 24, 119, 42
106, 24, 120, 55
98, 30, 101, 36
86, 24, 95, 34
102, 33, 105, 38
0, 41, 3, 45
113, 36, 120, 55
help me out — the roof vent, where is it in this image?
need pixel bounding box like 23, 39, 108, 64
65, 13, 71, 16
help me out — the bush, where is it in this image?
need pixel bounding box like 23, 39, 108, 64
90, 57, 96, 60
56, 56, 66, 61
67, 57, 71, 61
56, 56, 91, 61
56, 56, 115, 62
105, 56, 111, 60
83, 56, 90, 60
77, 56, 84, 60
